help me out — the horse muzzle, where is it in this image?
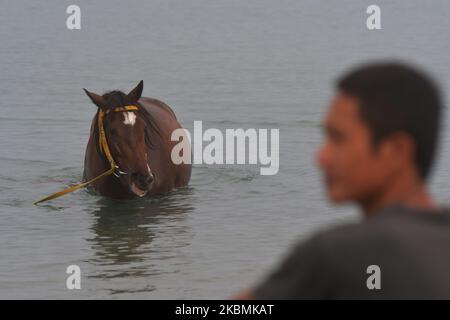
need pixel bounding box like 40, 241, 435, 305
129, 172, 154, 197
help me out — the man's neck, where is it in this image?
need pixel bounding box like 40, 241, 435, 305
360, 170, 437, 217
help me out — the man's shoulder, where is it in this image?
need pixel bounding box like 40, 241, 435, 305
303, 213, 405, 260
311, 217, 387, 247
303, 205, 450, 264
256, 205, 450, 299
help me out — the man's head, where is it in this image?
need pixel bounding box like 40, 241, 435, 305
317, 62, 442, 205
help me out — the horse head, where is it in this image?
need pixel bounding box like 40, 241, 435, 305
83, 81, 155, 197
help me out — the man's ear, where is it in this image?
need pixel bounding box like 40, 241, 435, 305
381, 132, 416, 170
127, 80, 143, 102
83, 88, 107, 109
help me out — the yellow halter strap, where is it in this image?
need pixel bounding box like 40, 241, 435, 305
33, 105, 139, 205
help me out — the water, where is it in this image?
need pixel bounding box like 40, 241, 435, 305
1, 0, 450, 299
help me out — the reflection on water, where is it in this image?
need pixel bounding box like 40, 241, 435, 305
85, 188, 195, 294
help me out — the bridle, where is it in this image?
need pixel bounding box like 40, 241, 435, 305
34, 105, 139, 204
97, 105, 139, 178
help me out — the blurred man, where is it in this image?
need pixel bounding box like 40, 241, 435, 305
237, 62, 450, 299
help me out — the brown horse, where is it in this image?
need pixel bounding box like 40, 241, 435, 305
83, 81, 191, 199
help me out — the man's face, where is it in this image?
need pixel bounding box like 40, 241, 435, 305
316, 92, 393, 203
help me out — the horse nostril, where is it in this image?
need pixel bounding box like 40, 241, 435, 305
145, 174, 154, 185
132, 172, 153, 189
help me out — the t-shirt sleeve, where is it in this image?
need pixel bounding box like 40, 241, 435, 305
252, 234, 334, 299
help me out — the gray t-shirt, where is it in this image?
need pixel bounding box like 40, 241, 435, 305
253, 203, 450, 299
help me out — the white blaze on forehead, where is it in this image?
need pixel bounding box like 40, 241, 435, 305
122, 112, 136, 126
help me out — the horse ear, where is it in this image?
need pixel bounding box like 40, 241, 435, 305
127, 80, 143, 102
83, 88, 107, 109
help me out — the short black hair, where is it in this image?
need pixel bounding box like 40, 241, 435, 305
337, 62, 443, 180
